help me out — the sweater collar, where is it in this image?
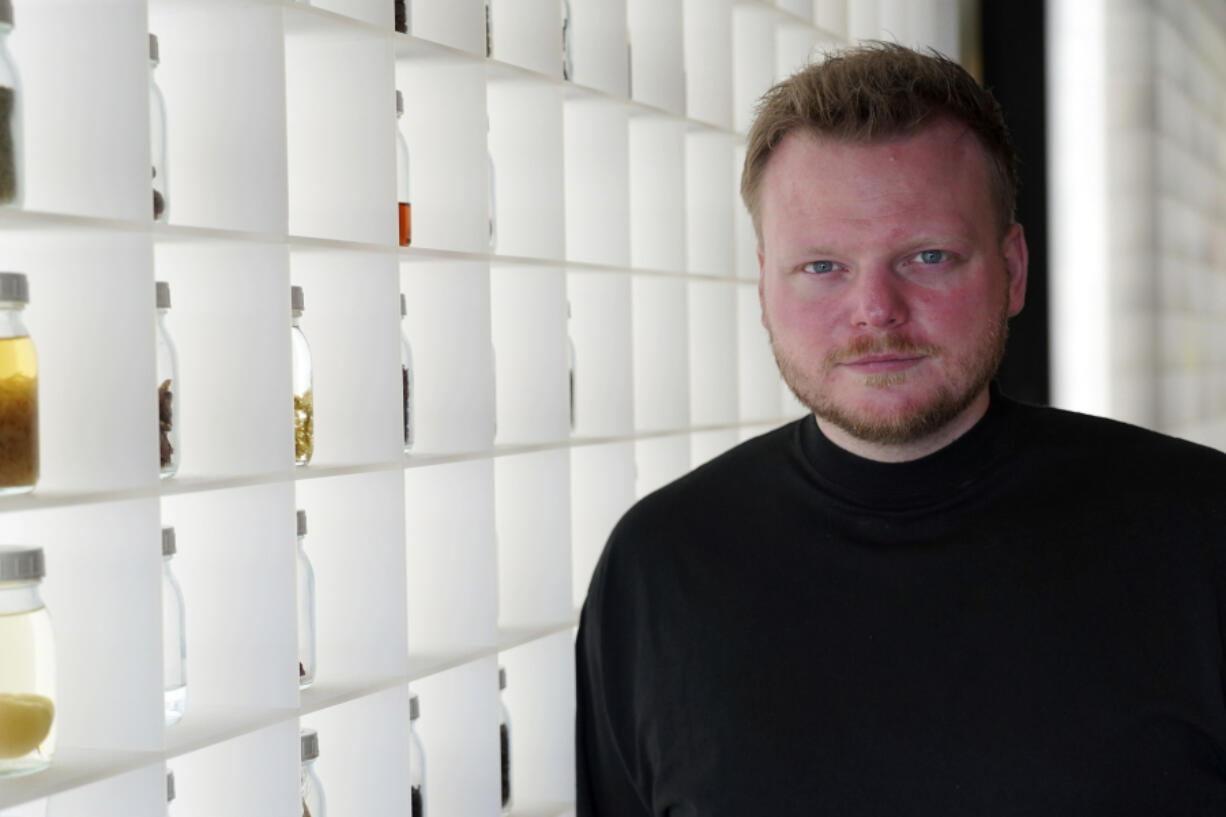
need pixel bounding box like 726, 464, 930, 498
796, 382, 1020, 511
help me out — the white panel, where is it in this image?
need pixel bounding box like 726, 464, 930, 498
732, 6, 775, 133
775, 24, 817, 81
490, 266, 569, 445
291, 250, 402, 467
738, 283, 783, 421
682, 0, 733, 128
626, 0, 685, 112
563, 99, 630, 267
409, 0, 485, 55
496, 451, 572, 628
634, 434, 691, 498
487, 81, 566, 260
566, 272, 635, 438
568, 0, 630, 96
148, 4, 288, 234
498, 633, 575, 805
44, 764, 163, 817
687, 280, 737, 426
686, 132, 736, 277
629, 117, 687, 272
690, 428, 739, 468
570, 442, 635, 608
490, 0, 565, 77
310, 0, 393, 28
169, 721, 299, 817
11, 0, 147, 220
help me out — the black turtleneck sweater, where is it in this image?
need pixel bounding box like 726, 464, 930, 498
576, 389, 1226, 816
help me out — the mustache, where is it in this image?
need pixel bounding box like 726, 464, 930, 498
824, 336, 941, 367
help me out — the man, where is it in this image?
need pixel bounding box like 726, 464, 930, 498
576, 43, 1226, 815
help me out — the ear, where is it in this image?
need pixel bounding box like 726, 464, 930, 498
1001, 222, 1028, 317
757, 246, 767, 328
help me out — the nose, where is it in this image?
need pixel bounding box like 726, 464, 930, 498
849, 266, 908, 329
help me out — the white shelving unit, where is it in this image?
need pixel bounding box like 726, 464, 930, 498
0, 0, 961, 814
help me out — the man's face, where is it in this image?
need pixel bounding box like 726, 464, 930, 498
757, 119, 1027, 453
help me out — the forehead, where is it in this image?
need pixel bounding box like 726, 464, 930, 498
758, 121, 996, 245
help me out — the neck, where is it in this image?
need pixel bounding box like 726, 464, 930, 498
814, 388, 992, 463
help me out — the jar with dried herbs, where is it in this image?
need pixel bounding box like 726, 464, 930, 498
0, 0, 22, 207
300, 728, 326, 817
0, 546, 56, 778
156, 281, 179, 478
291, 286, 314, 466
0, 272, 36, 495
149, 34, 168, 221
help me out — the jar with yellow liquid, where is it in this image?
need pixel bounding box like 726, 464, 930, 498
0, 546, 56, 777
0, 271, 36, 494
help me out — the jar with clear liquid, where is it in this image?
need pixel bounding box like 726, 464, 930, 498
166, 768, 175, 815
498, 666, 512, 815
400, 294, 414, 452
0, 547, 56, 777
156, 281, 180, 478
300, 729, 326, 817
162, 526, 187, 725
296, 509, 316, 688
409, 692, 426, 817
0, 0, 23, 207
291, 286, 314, 466
396, 91, 411, 247
149, 34, 168, 221
0, 272, 37, 495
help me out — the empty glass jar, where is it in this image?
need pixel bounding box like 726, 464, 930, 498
156, 281, 180, 478
296, 509, 316, 689
0, 272, 37, 495
162, 526, 187, 725
300, 728, 326, 817
0, 546, 56, 777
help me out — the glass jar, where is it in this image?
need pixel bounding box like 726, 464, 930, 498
0, 546, 56, 777
498, 666, 511, 815
400, 294, 414, 452
395, 91, 411, 247
291, 286, 314, 466
409, 692, 426, 817
162, 526, 186, 726
561, 0, 573, 80
484, 0, 492, 58
0, 272, 37, 495
149, 34, 168, 222
300, 729, 326, 817
395, 0, 408, 33
566, 300, 575, 432
0, 0, 22, 207
295, 509, 316, 689
166, 768, 175, 815
156, 281, 180, 478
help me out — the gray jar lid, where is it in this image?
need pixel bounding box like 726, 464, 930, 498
296, 509, 308, 537
300, 728, 319, 761
499, 666, 506, 690
291, 285, 304, 313
0, 272, 29, 304
166, 769, 175, 802
0, 0, 13, 27
156, 281, 171, 309
409, 692, 419, 720
396, 90, 404, 116
161, 526, 176, 557
0, 546, 44, 581
149, 33, 159, 65
400, 293, 406, 317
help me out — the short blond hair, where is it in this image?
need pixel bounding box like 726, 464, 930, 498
741, 42, 1018, 241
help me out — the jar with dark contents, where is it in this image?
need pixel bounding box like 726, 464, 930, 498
0, 0, 23, 207
409, 692, 426, 817
300, 729, 326, 817
400, 294, 414, 452
166, 768, 175, 814
149, 34, 168, 221
295, 509, 316, 688
499, 666, 511, 814
156, 281, 180, 478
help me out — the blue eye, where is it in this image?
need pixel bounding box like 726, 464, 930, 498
918, 250, 945, 264
804, 260, 835, 274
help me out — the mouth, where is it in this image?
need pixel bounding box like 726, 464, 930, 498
840, 353, 926, 374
